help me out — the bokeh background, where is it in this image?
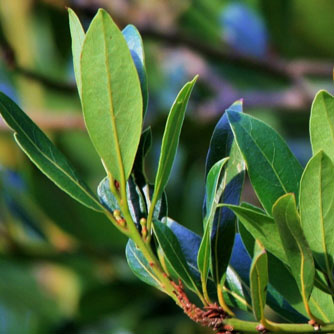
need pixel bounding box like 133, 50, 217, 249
0, 0, 333, 333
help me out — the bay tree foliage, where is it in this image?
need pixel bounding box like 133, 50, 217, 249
1, 8, 334, 334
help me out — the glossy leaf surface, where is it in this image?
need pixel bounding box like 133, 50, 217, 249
81, 9, 142, 183
273, 194, 315, 300
205, 100, 245, 285
126, 239, 161, 289
98, 176, 146, 227
250, 240, 268, 321
68, 8, 85, 99
310, 90, 334, 160
132, 127, 152, 188
151, 76, 197, 208
153, 220, 200, 293
226, 204, 287, 264
300, 151, 334, 276
227, 110, 303, 214
198, 158, 229, 285
0, 92, 101, 211
122, 24, 148, 116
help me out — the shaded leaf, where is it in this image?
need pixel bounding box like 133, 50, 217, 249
198, 158, 229, 286
225, 204, 287, 264
122, 24, 149, 116
132, 127, 152, 188
227, 110, 303, 214
0, 92, 101, 211
153, 220, 201, 295
310, 90, 334, 160
126, 239, 161, 289
300, 151, 334, 279
205, 100, 245, 286
272, 193, 315, 300
98, 176, 146, 228
68, 8, 85, 99
150, 76, 197, 210
81, 9, 142, 183
250, 240, 268, 321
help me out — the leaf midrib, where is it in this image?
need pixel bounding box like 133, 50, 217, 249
101, 15, 125, 183
0, 101, 100, 209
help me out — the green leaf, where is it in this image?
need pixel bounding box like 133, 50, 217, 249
198, 158, 229, 287
205, 100, 245, 286
122, 24, 148, 116
0, 92, 102, 211
225, 204, 287, 265
98, 176, 147, 228
310, 89, 334, 161
300, 151, 334, 278
227, 110, 303, 214
151, 76, 198, 209
132, 127, 152, 188
80, 9, 143, 183
126, 239, 161, 290
250, 240, 268, 321
153, 220, 201, 295
272, 193, 315, 300
68, 8, 85, 99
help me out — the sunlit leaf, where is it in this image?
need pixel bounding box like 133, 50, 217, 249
227, 110, 303, 214
81, 9, 143, 183
0, 92, 102, 211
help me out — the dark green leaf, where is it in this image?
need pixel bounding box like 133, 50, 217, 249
205, 100, 245, 286
81, 9, 143, 183
300, 151, 334, 279
126, 239, 161, 289
227, 110, 303, 214
272, 193, 315, 300
198, 158, 229, 285
250, 240, 268, 321
153, 220, 201, 295
68, 8, 85, 99
98, 176, 146, 228
150, 76, 197, 210
132, 127, 152, 188
122, 24, 148, 116
310, 90, 334, 160
0, 92, 101, 211
225, 204, 287, 265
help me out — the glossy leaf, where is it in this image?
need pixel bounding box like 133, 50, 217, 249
272, 193, 315, 300
81, 9, 143, 183
250, 240, 268, 321
151, 76, 197, 210
227, 110, 303, 214
0, 92, 101, 211
300, 151, 334, 277
143, 185, 167, 221
225, 204, 287, 265
168, 220, 251, 311
310, 90, 334, 160
98, 176, 146, 228
153, 220, 201, 294
205, 100, 245, 286
122, 24, 148, 116
126, 239, 161, 290
239, 222, 307, 322
68, 8, 85, 99
132, 127, 152, 188
198, 158, 229, 285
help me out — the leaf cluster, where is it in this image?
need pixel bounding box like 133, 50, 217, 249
1, 8, 334, 334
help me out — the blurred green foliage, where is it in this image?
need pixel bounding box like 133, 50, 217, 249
0, 0, 332, 333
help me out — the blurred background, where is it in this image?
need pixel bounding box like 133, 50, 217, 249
0, 0, 333, 333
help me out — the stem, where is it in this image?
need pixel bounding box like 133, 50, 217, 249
223, 318, 334, 333
201, 274, 211, 305
217, 284, 234, 317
